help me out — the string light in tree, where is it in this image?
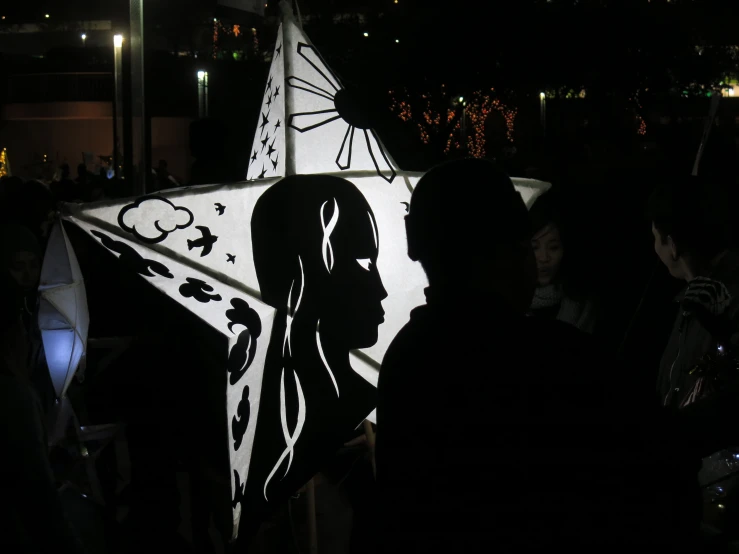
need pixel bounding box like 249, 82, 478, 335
389, 86, 517, 157
0, 148, 9, 179
447, 89, 517, 158
213, 18, 219, 59
632, 90, 647, 136
389, 90, 413, 122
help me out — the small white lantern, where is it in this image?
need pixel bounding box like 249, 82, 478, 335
38, 220, 89, 399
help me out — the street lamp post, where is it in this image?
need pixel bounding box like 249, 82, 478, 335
130, 0, 147, 195
197, 71, 209, 119
539, 92, 546, 136
113, 35, 124, 179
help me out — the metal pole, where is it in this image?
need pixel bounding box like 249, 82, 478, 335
306, 478, 318, 554
197, 71, 209, 119
692, 95, 720, 176
113, 35, 124, 178
539, 92, 546, 137
204, 72, 209, 118
130, 0, 146, 195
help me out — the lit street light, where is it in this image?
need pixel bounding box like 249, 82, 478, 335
81, 33, 87, 46
113, 35, 124, 177
197, 71, 209, 119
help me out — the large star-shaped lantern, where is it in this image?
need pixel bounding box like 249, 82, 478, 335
63, 6, 550, 542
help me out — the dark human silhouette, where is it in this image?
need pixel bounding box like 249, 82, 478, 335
648, 176, 739, 409
239, 174, 385, 524
0, 283, 86, 553
376, 159, 694, 553
647, 176, 739, 538
50, 164, 79, 203
187, 226, 218, 257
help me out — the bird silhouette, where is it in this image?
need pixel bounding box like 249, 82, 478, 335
227, 253, 236, 264
187, 226, 218, 257
215, 203, 226, 215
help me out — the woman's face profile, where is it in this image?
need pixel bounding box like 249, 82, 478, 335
319, 204, 387, 350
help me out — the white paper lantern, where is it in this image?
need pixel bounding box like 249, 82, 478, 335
38, 220, 89, 399
64, 6, 550, 540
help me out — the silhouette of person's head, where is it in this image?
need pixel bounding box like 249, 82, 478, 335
252, 174, 387, 350
406, 159, 535, 311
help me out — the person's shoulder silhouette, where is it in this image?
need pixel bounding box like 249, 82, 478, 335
376, 159, 679, 553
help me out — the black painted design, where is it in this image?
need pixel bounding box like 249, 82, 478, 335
117, 196, 194, 244
215, 203, 226, 215
248, 175, 384, 504
232, 385, 250, 451
226, 298, 263, 386
187, 226, 218, 257
286, 43, 396, 183
232, 469, 245, 509
227, 253, 236, 264
401, 202, 410, 213
179, 277, 222, 303
91, 230, 174, 279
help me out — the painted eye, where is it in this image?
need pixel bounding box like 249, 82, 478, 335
356, 258, 371, 271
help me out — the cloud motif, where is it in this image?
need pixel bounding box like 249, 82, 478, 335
232, 385, 250, 451
118, 196, 194, 244
226, 298, 262, 386
179, 277, 222, 303
91, 230, 174, 279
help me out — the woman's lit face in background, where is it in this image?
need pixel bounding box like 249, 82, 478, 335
9, 251, 41, 292
531, 224, 563, 286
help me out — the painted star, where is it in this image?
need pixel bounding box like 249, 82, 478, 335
275, 43, 282, 57
267, 138, 276, 157
261, 132, 270, 152
274, 119, 281, 131
266, 75, 273, 90
266, 94, 272, 108
259, 112, 270, 134
227, 253, 236, 264
273, 85, 280, 99
258, 165, 267, 179
250, 150, 257, 164
271, 154, 279, 172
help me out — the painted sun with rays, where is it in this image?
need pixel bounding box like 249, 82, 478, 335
286, 43, 397, 184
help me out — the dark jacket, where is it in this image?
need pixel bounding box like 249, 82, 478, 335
0, 372, 86, 553
657, 250, 739, 409
377, 286, 696, 553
